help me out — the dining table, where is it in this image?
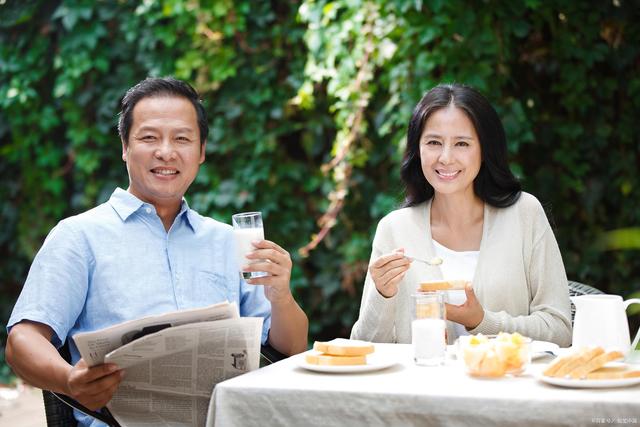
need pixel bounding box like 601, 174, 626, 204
206, 343, 640, 427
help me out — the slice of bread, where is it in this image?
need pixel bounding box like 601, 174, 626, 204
568, 350, 624, 379
552, 347, 605, 378
312, 338, 375, 356
543, 352, 574, 377
418, 280, 468, 292
585, 367, 640, 380
305, 353, 367, 366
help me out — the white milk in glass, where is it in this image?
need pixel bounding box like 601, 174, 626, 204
412, 318, 446, 366
234, 227, 267, 279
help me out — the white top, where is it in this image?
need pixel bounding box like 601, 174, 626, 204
350, 192, 572, 347
432, 239, 479, 340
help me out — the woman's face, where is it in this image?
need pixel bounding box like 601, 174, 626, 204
419, 105, 482, 199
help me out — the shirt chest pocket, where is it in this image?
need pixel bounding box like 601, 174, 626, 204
196, 271, 233, 304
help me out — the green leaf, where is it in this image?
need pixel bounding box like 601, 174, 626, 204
599, 229, 640, 251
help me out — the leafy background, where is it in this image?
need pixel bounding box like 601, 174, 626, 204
1, 0, 639, 382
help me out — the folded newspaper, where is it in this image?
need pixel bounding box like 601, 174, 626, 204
73, 301, 263, 427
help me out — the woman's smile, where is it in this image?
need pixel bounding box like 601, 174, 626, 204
435, 169, 461, 180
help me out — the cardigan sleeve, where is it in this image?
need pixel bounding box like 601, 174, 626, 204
470, 201, 572, 347
350, 216, 399, 343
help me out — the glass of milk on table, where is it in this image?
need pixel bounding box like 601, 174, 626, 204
412, 291, 446, 366
232, 212, 268, 279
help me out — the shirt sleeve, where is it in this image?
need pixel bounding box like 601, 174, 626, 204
350, 216, 399, 342
7, 220, 91, 348
523, 213, 573, 346
238, 278, 272, 345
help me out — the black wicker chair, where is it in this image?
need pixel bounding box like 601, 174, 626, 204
568, 280, 604, 326
43, 342, 287, 426
42, 341, 122, 427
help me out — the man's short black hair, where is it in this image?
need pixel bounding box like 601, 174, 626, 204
117, 77, 208, 146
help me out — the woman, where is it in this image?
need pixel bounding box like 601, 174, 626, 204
351, 84, 572, 347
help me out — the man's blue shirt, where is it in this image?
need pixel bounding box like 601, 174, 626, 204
8, 187, 272, 362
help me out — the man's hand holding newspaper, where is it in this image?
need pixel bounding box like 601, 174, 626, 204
73, 301, 262, 427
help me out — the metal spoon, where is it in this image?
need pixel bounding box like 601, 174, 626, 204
405, 255, 443, 266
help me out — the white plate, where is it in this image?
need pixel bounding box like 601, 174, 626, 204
297, 354, 397, 373
531, 341, 560, 360
538, 374, 640, 389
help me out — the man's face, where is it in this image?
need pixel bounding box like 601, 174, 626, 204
122, 95, 205, 207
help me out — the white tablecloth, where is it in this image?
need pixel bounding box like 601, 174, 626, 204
207, 344, 640, 427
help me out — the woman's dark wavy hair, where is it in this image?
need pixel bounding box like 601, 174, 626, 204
400, 83, 521, 208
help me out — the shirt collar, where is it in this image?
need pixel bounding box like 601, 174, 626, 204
181, 198, 203, 232
109, 188, 144, 221
108, 188, 202, 233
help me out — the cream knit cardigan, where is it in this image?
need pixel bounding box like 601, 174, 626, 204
350, 192, 572, 347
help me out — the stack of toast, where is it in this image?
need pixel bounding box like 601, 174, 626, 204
543, 347, 640, 380
305, 338, 375, 366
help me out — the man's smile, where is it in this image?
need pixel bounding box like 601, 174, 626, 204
150, 167, 179, 176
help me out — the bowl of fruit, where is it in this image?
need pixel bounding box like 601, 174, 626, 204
458, 332, 531, 377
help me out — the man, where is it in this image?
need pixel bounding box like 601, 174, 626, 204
6, 77, 308, 426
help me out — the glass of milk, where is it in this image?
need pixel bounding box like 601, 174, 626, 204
232, 212, 268, 279
412, 292, 446, 366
